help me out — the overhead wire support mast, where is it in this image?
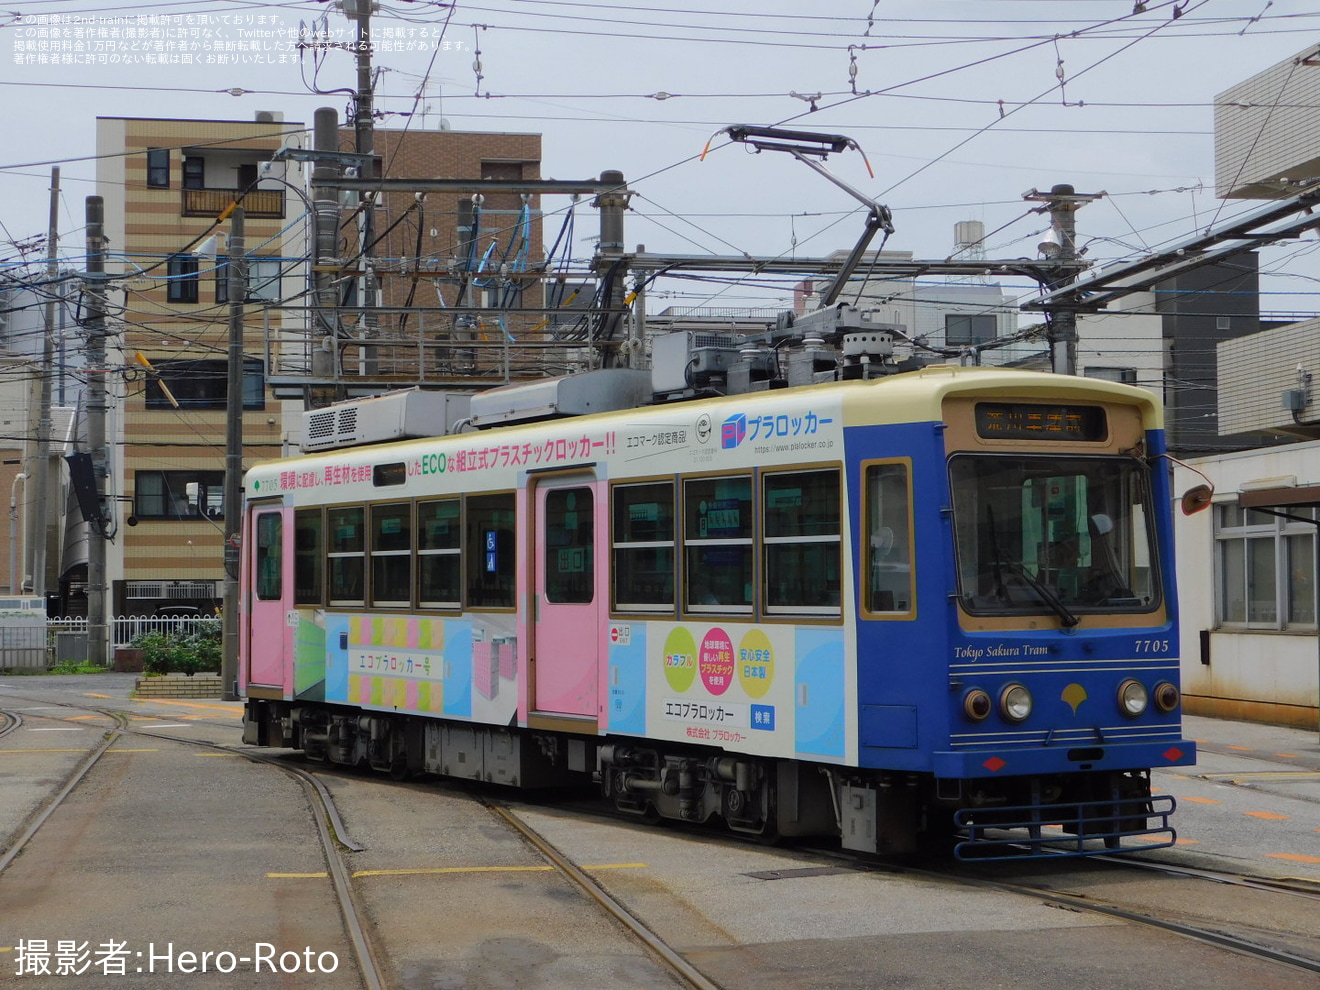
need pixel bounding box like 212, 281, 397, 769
713, 125, 893, 308
1023, 185, 1104, 377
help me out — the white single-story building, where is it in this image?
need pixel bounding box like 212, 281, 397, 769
1174, 442, 1320, 730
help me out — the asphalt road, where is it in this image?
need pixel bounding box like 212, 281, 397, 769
1, 673, 1317, 990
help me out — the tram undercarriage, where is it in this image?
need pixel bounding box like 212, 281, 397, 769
243, 700, 1171, 857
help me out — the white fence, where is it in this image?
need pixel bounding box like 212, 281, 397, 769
0, 616, 220, 670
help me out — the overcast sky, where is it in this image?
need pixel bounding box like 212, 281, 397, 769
3, 0, 1319, 313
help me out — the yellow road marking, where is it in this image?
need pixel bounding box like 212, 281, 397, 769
1244, 811, 1290, 821
1227, 745, 1253, 751
268, 863, 648, 879
135, 699, 243, 713
1274, 753, 1299, 759
1174, 838, 1199, 845
84, 694, 110, 699
65, 715, 103, 721
1266, 853, 1320, 864
1180, 796, 1222, 804
268, 873, 330, 879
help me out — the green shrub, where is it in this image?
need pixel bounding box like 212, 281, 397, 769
47, 660, 107, 675
132, 619, 222, 676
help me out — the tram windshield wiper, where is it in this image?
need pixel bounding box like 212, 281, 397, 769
1005, 562, 1080, 628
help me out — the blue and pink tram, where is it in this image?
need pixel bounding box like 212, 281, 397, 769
240, 365, 1196, 857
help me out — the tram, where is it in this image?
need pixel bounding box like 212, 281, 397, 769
239, 355, 1197, 858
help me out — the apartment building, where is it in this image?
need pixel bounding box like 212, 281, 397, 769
96, 115, 305, 616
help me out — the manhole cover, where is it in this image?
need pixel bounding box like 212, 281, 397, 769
743, 866, 855, 881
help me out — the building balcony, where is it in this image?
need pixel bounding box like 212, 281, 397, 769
181, 187, 284, 220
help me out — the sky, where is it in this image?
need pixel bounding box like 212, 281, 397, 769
3, 0, 1320, 315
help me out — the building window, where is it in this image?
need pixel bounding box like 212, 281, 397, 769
146, 148, 170, 188
166, 255, 199, 303
1086, 367, 1138, 385
183, 156, 205, 190
480, 161, 524, 182
216, 257, 283, 304
945, 313, 996, 346
1215, 504, 1316, 628
144, 359, 265, 411
134, 471, 225, 520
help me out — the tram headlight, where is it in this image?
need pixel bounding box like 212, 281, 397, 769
962, 688, 992, 722
1118, 678, 1149, 717
998, 683, 1033, 723
1152, 681, 1180, 713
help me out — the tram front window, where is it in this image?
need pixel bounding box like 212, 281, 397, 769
949, 454, 1159, 618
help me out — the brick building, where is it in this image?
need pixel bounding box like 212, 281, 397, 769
324, 127, 547, 384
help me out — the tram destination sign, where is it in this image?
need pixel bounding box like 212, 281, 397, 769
974, 402, 1107, 442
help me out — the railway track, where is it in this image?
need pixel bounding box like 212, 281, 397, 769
2, 693, 712, 990
0, 703, 127, 876
4, 690, 1318, 989
922, 860, 1320, 977
485, 799, 722, 990
0, 696, 385, 989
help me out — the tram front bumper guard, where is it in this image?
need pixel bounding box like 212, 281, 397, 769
953, 794, 1176, 860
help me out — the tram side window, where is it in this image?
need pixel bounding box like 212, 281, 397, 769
612, 481, 675, 612
865, 462, 913, 614
370, 502, 412, 608
684, 475, 753, 613
254, 512, 282, 601
545, 487, 594, 604
466, 492, 515, 609
418, 498, 461, 609
294, 508, 323, 605
763, 469, 841, 615
327, 505, 365, 606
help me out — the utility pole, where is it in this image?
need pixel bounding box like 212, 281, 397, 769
221, 206, 245, 701
31, 167, 59, 604
352, 0, 378, 373
1024, 184, 1103, 376
594, 171, 630, 369
311, 106, 342, 379
84, 196, 108, 665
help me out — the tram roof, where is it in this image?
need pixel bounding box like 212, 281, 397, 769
251, 365, 1163, 475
